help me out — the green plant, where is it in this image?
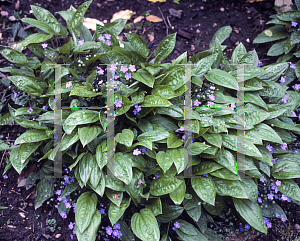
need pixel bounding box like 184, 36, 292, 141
253, 0, 300, 69
47, 218, 57, 232
1, 1, 300, 241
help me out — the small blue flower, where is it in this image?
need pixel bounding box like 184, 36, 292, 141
245, 224, 250, 230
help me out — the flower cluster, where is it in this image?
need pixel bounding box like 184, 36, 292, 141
133, 147, 146, 155
105, 223, 122, 239
133, 104, 142, 115
99, 204, 106, 214
172, 221, 180, 231
98, 34, 112, 46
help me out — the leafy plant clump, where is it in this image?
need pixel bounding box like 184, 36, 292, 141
1, 0, 300, 240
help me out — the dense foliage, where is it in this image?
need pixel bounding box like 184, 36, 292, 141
1, 0, 300, 240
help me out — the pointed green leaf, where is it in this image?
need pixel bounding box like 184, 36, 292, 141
125, 33, 149, 58
35, 178, 54, 209
205, 69, 238, 90
184, 198, 201, 222
15, 129, 51, 145
154, 33, 177, 63
277, 180, 300, 202
132, 69, 155, 88
115, 129, 134, 147
156, 151, 173, 173
19, 33, 53, 47
70, 86, 102, 97
108, 197, 131, 226
64, 110, 99, 126
114, 152, 133, 185
8, 76, 43, 96
0, 48, 27, 64
191, 176, 216, 206
150, 177, 183, 196
21, 18, 56, 35
145, 198, 162, 216
79, 152, 93, 185
78, 126, 102, 148
75, 210, 101, 241
169, 178, 186, 205
70, 0, 92, 31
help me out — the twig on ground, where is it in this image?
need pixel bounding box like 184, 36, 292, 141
158, 6, 168, 36
143, 23, 156, 34
166, 16, 172, 28
0, 150, 7, 167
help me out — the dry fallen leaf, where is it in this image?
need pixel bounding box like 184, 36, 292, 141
146, 15, 163, 23
15, 0, 20, 9
83, 17, 104, 31
17, 163, 36, 187
9, 16, 16, 21
274, 0, 292, 13
190, 45, 195, 51
169, 8, 182, 18
134, 16, 145, 23
0, 11, 8, 17
110, 10, 133, 23
148, 32, 155, 42
148, 0, 166, 2
19, 212, 25, 218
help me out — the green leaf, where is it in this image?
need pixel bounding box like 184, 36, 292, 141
0, 140, 10, 151
75, 192, 97, 233
192, 53, 218, 78
10, 146, 29, 174
70, 86, 102, 97
79, 152, 93, 185
244, 92, 267, 110
209, 26, 232, 49
60, 132, 80, 151
156, 151, 173, 173
184, 198, 201, 222
64, 110, 99, 126
35, 178, 54, 209
105, 19, 127, 36
214, 179, 248, 199
150, 177, 183, 196
125, 33, 149, 58
187, 142, 210, 156
214, 149, 237, 175
31, 5, 61, 35
131, 208, 160, 241
193, 161, 223, 176
108, 197, 131, 226
132, 69, 155, 88
8, 76, 43, 96
153, 33, 177, 63
168, 148, 187, 174
119, 220, 135, 241
202, 133, 222, 148
0, 113, 14, 125
78, 126, 102, 148
145, 198, 162, 216
138, 130, 169, 142
154, 105, 184, 118
191, 176, 216, 205
231, 43, 247, 65
61, 182, 79, 198
14, 118, 48, 130
151, 85, 176, 99
277, 180, 300, 202
239, 50, 259, 68
0, 48, 27, 64
19, 142, 42, 165
115, 129, 134, 147
205, 69, 238, 90
141, 95, 172, 107
277, 11, 300, 21
233, 198, 267, 234
254, 123, 283, 144
253, 25, 287, 44
258, 62, 289, 82
73, 41, 102, 53
96, 141, 107, 169
114, 152, 133, 185
271, 155, 300, 179
19, 33, 53, 47
15, 129, 51, 145
21, 18, 56, 35
57, 37, 74, 54
167, 133, 183, 149
169, 178, 186, 205
75, 210, 101, 241
70, 0, 92, 31
157, 205, 184, 223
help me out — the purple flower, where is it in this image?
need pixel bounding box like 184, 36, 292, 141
291, 111, 297, 116
113, 223, 120, 230
70, 177, 75, 182
203, 173, 209, 177
57, 196, 62, 201
70, 234, 73, 240
282, 96, 288, 103
174, 222, 180, 229
287, 197, 292, 202
62, 197, 68, 203
133, 148, 141, 155
275, 194, 279, 199
194, 100, 200, 106
129, 65, 136, 72
281, 215, 287, 222
275, 212, 280, 218
27, 107, 33, 114
60, 211, 67, 219
42, 106, 46, 110
267, 193, 274, 200
120, 66, 128, 73
210, 85, 215, 90
114, 100, 122, 108
245, 224, 250, 230
42, 43, 48, 49
257, 197, 262, 203
72, 229, 76, 235
114, 74, 119, 80
106, 40, 112, 46
275, 180, 281, 186
281, 143, 288, 150
292, 22, 298, 27
266, 144, 274, 153
3, 175, 8, 179
125, 72, 131, 80
240, 227, 244, 231
113, 229, 119, 237
279, 76, 285, 83
78, 39, 84, 45
65, 202, 71, 209
209, 94, 215, 100
97, 68, 104, 75
133, 109, 140, 115
56, 190, 61, 195
295, 84, 300, 90
258, 61, 263, 67
207, 101, 214, 107
155, 173, 160, 178
290, 63, 296, 69
98, 80, 103, 85
182, 135, 186, 140
260, 176, 266, 183
281, 194, 288, 201
116, 230, 122, 238
134, 104, 142, 112
141, 147, 146, 153
106, 226, 113, 235
13, 92, 17, 99
98, 36, 105, 41
294, 150, 299, 154
99, 208, 105, 214
110, 64, 118, 72
105, 34, 111, 39
68, 222, 75, 229
272, 158, 278, 164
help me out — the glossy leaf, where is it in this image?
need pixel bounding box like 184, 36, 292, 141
214, 149, 237, 175
0, 48, 27, 64
192, 53, 218, 78
19, 142, 42, 165
70, 0, 92, 31
202, 133, 222, 148
108, 197, 131, 226
19, 33, 53, 47
114, 152, 133, 185
79, 152, 93, 185
253, 25, 286, 44
115, 129, 134, 147
157, 204, 184, 223
64, 110, 99, 126
132, 69, 155, 88
184, 197, 201, 222
151, 85, 176, 99
75, 192, 97, 233
145, 198, 162, 216
78, 126, 102, 147
154, 33, 177, 63
35, 178, 54, 209
131, 208, 160, 241
21, 18, 56, 35
169, 178, 186, 205
150, 176, 183, 196
15, 129, 51, 145
75, 210, 101, 241
8, 76, 43, 96
233, 198, 267, 234
192, 176, 216, 206
70, 86, 102, 97
156, 151, 173, 173
205, 69, 238, 90
125, 33, 149, 58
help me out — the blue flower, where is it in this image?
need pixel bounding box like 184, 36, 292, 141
99, 208, 105, 214
245, 224, 250, 230
113, 223, 120, 230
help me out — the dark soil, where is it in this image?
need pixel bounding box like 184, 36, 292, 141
1, 0, 299, 240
